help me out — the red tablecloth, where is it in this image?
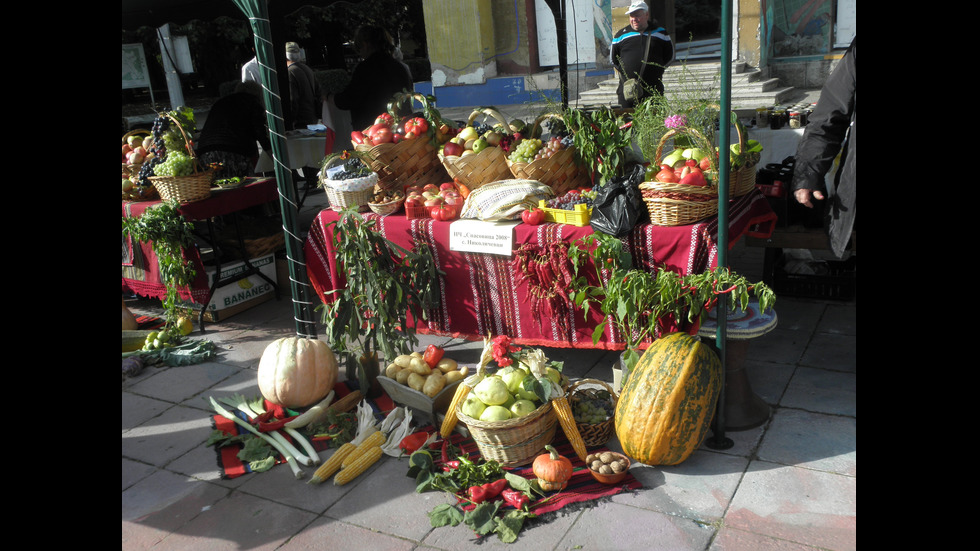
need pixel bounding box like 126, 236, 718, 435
122, 177, 279, 303
304, 189, 776, 349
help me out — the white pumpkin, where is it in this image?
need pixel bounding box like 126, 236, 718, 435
257, 337, 338, 408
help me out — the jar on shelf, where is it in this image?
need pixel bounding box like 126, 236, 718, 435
770, 109, 786, 130
789, 111, 801, 129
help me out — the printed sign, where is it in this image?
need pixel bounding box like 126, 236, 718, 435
449, 219, 520, 256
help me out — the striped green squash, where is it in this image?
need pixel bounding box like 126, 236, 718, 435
614, 332, 722, 466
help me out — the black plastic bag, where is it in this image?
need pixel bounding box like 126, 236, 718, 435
590, 163, 647, 237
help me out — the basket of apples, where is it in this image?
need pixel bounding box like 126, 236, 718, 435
351, 92, 451, 192
437, 108, 515, 191
404, 182, 466, 221
638, 127, 719, 226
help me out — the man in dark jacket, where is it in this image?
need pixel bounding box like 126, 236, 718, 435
333, 25, 413, 131
196, 81, 271, 179
286, 42, 323, 130
609, 1, 673, 108
792, 37, 856, 258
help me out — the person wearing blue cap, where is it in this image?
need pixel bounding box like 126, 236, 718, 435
610, 1, 673, 108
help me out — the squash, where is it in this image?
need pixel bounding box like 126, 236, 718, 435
257, 337, 339, 409
532, 444, 573, 491
614, 331, 722, 466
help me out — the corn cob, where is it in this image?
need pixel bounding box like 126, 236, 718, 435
329, 390, 363, 414
341, 429, 386, 468
308, 442, 356, 485
552, 395, 588, 461
334, 444, 383, 485
440, 383, 472, 438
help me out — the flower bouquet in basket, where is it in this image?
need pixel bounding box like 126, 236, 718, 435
439, 335, 589, 466
349, 91, 452, 191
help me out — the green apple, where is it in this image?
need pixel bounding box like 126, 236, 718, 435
545, 367, 562, 385
461, 394, 487, 419
480, 405, 512, 422
499, 366, 528, 393
499, 392, 516, 409
474, 376, 510, 406
458, 126, 479, 142
510, 399, 537, 418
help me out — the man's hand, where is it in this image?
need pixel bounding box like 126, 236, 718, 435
794, 188, 825, 208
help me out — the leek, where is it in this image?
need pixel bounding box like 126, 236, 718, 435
218, 395, 315, 467
208, 396, 305, 479
246, 396, 321, 465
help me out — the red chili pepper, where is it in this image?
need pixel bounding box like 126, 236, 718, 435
467, 485, 488, 504
501, 488, 530, 509
399, 431, 430, 455
257, 415, 297, 432
442, 460, 461, 472
481, 478, 509, 501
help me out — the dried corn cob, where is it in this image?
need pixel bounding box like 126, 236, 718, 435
552, 394, 588, 461
341, 429, 386, 468
329, 390, 363, 414
334, 444, 383, 485
308, 442, 356, 485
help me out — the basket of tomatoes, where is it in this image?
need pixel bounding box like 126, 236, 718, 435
351, 93, 451, 192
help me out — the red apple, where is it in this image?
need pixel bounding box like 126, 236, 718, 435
443, 142, 464, 157
679, 170, 707, 187
699, 156, 713, 172
424, 196, 444, 207
405, 185, 422, 196
422, 183, 439, 193
405, 194, 424, 208
440, 182, 457, 191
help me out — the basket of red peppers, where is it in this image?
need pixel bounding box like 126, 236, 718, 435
350, 92, 451, 192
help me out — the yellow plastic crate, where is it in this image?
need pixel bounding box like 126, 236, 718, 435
538, 200, 592, 227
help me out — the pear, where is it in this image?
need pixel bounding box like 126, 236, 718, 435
662, 149, 686, 168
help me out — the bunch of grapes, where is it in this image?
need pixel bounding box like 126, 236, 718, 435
153, 150, 195, 177
330, 157, 371, 180
571, 392, 615, 424
545, 189, 597, 210
507, 138, 543, 163
532, 137, 569, 161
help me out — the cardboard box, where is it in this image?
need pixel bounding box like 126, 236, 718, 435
180, 254, 278, 321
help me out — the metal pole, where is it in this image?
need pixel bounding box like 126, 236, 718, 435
235, 0, 319, 339
707, 0, 734, 450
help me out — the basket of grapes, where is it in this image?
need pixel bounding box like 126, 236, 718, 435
319, 153, 377, 212
506, 113, 592, 196
567, 378, 618, 447
145, 113, 214, 204
437, 107, 514, 190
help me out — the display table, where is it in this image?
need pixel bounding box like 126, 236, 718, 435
122, 177, 281, 325
304, 189, 777, 349
254, 131, 327, 173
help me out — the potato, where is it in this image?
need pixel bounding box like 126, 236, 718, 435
396, 369, 412, 385
444, 370, 464, 384
436, 357, 458, 373
385, 363, 401, 378
411, 351, 424, 359
394, 355, 415, 369
409, 356, 432, 375
458, 365, 469, 377
407, 372, 426, 392
422, 372, 446, 397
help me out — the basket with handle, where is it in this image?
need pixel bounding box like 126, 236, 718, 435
318, 155, 377, 212
146, 115, 214, 204
438, 107, 513, 190
566, 378, 618, 447
353, 92, 450, 192
640, 127, 719, 226
506, 113, 592, 196
122, 128, 151, 181
122, 129, 160, 201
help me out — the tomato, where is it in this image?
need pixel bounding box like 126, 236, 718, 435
655, 168, 677, 183
374, 113, 394, 126
430, 203, 455, 221
404, 117, 429, 136
366, 122, 390, 138
371, 127, 393, 144
423, 344, 445, 368
685, 159, 698, 168
521, 207, 545, 225
350, 131, 367, 145
679, 170, 707, 187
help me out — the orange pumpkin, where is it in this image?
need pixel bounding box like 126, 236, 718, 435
257, 337, 338, 409
532, 444, 573, 491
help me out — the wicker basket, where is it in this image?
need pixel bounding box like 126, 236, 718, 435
323, 173, 377, 212
641, 127, 719, 226
455, 399, 558, 468
368, 196, 405, 216
146, 116, 214, 204
438, 108, 513, 189
729, 120, 758, 198
122, 128, 151, 181
506, 113, 592, 196
567, 379, 618, 448
354, 93, 449, 192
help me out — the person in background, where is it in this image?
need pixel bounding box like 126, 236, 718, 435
332, 25, 413, 131
791, 37, 856, 258
286, 41, 323, 130
195, 81, 271, 180
610, 0, 673, 108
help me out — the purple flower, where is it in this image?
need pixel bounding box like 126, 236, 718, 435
664, 114, 688, 129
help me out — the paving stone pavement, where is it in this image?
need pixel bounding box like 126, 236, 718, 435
123, 181, 855, 551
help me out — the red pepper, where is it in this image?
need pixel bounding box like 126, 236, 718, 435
399, 431, 430, 455
481, 478, 509, 501
521, 207, 545, 226
501, 488, 531, 509
423, 344, 445, 368
442, 460, 461, 472
467, 485, 488, 504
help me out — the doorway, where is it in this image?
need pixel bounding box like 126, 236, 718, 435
672, 0, 722, 61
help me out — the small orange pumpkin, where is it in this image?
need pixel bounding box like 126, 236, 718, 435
257, 337, 338, 409
532, 444, 573, 491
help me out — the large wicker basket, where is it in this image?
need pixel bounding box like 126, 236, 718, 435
506, 113, 592, 196
146, 116, 214, 204
354, 93, 449, 191
567, 378, 618, 448
455, 399, 558, 468
438, 108, 513, 190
